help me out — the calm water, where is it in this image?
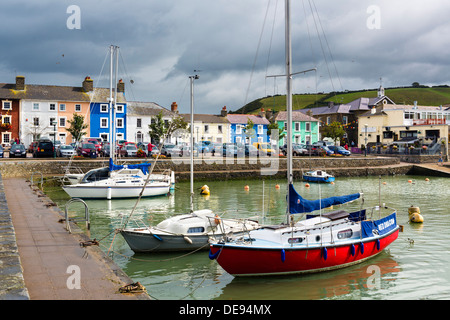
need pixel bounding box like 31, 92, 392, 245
46, 174, 450, 300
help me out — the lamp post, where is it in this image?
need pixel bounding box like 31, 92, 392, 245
364, 124, 368, 157
51, 120, 57, 158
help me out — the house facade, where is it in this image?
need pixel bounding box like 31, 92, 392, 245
358, 103, 450, 151
226, 113, 270, 145
88, 81, 127, 143
0, 77, 22, 146
181, 106, 230, 144
275, 111, 320, 146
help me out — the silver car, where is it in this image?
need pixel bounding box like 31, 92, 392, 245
58, 145, 76, 157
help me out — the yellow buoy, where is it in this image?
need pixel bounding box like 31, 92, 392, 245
408, 206, 423, 223
200, 185, 210, 195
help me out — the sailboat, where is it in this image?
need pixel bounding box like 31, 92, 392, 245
62, 45, 172, 200
119, 74, 260, 253
208, 0, 400, 276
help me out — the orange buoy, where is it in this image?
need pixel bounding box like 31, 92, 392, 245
275, 184, 280, 189
305, 183, 310, 188
244, 185, 249, 191
408, 180, 412, 183
425, 178, 430, 181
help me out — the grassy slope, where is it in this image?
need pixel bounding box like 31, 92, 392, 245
236, 87, 450, 114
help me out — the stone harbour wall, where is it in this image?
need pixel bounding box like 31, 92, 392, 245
0, 156, 412, 181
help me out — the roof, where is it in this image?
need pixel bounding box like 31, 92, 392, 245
226, 114, 270, 125
275, 111, 319, 122
298, 104, 352, 116
359, 104, 450, 117
0, 83, 126, 103
181, 113, 229, 123
127, 101, 175, 117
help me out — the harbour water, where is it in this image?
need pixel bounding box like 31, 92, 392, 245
46, 175, 450, 300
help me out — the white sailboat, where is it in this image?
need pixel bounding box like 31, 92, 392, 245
119, 74, 260, 252
63, 45, 172, 199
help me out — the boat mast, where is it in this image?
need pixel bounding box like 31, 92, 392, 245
113, 46, 119, 163
109, 45, 114, 160
189, 74, 199, 213
285, 0, 293, 218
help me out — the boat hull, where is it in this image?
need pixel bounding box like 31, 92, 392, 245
210, 228, 399, 276
120, 230, 211, 252
62, 183, 170, 199
303, 175, 335, 183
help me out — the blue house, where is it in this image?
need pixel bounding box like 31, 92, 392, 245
227, 114, 270, 145
89, 85, 127, 142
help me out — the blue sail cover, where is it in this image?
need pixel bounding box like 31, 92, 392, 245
361, 212, 397, 238
108, 158, 152, 174
288, 183, 361, 214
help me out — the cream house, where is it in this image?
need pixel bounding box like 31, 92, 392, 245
180, 113, 230, 144
358, 103, 450, 150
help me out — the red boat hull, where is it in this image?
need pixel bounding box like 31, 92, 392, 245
210, 228, 399, 276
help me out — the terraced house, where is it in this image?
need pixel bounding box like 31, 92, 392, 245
275, 110, 320, 146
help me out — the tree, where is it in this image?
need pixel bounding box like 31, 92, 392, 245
321, 121, 345, 145
67, 113, 88, 142
245, 119, 255, 142
267, 122, 285, 143
148, 111, 189, 144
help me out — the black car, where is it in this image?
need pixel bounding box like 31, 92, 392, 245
9, 144, 27, 158
33, 139, 54, 158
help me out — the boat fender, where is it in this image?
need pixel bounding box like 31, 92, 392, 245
152, 234, 163, 241
376, 239, 380, 250
360, 242, 364, 254
184, 236, 193, 244
214, 215, 221, 225
322, 247, 327, 260
350, 244, 355, 256
281, 249, 286, 263
209, 248, 221, 260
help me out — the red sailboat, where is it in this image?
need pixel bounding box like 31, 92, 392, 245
209, 0, 400, 276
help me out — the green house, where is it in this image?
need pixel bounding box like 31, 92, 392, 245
275, 111, 320, 146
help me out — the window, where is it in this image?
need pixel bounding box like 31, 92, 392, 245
218, 125, 223, 133
33, 117, 40, 126
100, 104, 108, 113
33, 103, 39, 111
100, 118, 108, 128
59, 104, 66, 111
258, 124, 264, 134
236, 125, 242, 134
100, 133, 109, 142
283, 122, 287, 131
204, 125, 209, 133
2, 100, 12, 110
49, 103, 56, 111
75, 104, 81, 112
294, 122, 300, 131
59, 117, 66, 127
136, 118, 142, 128
305, 122, 311, 132
116, 104, 124, 113
2, 133, 11, 145
2, 115, 11, 124
342, 116, 348, 125
116, 118, 124, 128
49, 117, 56, 126
337, 229, 353, 239
404, 111, 414, 120
326, 116, 331, 125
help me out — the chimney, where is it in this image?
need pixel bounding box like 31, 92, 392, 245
221, 106, 227, 117
82, 76, 93, 92
117, 79, 125, 93
259, 108, 266, 118
15, 76, 25, 90
171, 102, 178, 113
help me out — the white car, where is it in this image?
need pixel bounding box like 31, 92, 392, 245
58, 145, 76, 157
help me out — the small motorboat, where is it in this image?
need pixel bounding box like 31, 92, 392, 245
303, 170, 335, 183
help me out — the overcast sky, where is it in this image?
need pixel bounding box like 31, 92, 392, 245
1, 0, 450, 114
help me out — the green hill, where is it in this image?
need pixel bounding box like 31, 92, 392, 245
232, 86, 450, 114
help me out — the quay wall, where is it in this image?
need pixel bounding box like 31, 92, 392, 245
0, 156, 415, 181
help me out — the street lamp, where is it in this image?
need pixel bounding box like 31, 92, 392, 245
51, 119, 57, 158
364, 124, 368, 157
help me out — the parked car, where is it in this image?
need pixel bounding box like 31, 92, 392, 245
9, 144, 27, 158
292, 144, 308, 156
28, 141, 38, 153
198, 141, 212, 153
0, 145, 3, 158
222, 143, 238, 157
100, 143, 111, 157
319, 146, 334, 156
253, 142, 274, 156
85, 138, 102, 153
77, 142, 97, 158
238, 144, 259, 157
160, 144, 182, 157
120, 144, 138, 157
328, 145, 351, 156
33, 139, 54, 158
57, 145, 75, 157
